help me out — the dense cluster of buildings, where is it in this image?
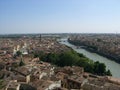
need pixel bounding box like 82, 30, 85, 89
0, 36, 120, 90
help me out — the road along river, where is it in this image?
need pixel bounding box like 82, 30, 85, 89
60, 38, 120, 78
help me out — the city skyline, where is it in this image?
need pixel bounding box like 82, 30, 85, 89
0, 0, 120, 34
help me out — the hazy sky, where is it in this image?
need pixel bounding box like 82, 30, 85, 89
0, 0, 120, 34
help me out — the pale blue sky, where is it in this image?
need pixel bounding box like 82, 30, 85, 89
0, 0, 120, 34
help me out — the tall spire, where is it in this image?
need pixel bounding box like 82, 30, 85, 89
21, 54, 23, 61
19, 54, 25, 66
39, 34, 42, 42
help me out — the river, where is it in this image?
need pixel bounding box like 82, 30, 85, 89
59, 38, 120, 78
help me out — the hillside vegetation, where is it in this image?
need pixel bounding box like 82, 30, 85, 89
34, 49, 112, 76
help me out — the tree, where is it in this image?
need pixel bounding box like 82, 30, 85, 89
46, 53, 59, 64
19, 60, 25, 66
20, 84, 37, 90
77, 53, 85, 58
98, 63, 106, 74
106, 69, 112, 76
33, 48, 112, 76
57, 51, 79, 67
94, 61, 106, 75
76, 58, 94, 73
0, 80, 5, 89
16, 51, 22, 56
19, 55, 25, 66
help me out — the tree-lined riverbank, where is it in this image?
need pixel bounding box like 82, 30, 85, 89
59, 38, 120, 78
34, 48, 111, 76
69, 39, 120, 63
